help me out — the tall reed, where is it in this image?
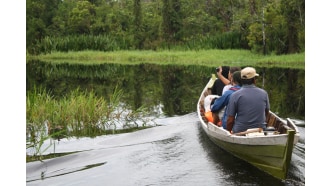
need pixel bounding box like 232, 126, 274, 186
26, 86, 154, 158
26, 86, 55, 159
32, 32, 246, 54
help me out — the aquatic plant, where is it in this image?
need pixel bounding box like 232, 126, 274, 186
26, 86, 156, 160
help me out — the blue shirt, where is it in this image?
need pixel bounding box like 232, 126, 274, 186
211, 85, 241, 129
226, 84, 270, 133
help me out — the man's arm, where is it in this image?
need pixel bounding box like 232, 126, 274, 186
211, 95, 228, 112
227, 115, 235, 133
217, 70, 230, 85
265, 108, 269, 119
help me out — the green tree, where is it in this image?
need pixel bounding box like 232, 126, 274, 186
244, 0, 266, 53
280, 0, 304, 53
162, 0, 183, 44
26, 0, 304, 54
263, 1, 287, 54
141, 1, 162, 50
133, 0, 144, 49
26, 0, 61, 53
68, 0, 96, 34
90, 1, 112, 35
50, 0, 77, 36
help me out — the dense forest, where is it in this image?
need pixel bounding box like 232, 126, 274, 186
26, 0, 304, 55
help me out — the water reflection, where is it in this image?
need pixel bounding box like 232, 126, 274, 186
26, 60, 305, 185
26, 60, 305, 119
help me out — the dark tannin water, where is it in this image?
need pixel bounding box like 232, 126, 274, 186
26, 61, 305, 185
26, 61, 305, 119
26, 113, 305, 186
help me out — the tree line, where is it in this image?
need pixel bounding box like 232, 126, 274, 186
26, 0, 304, 55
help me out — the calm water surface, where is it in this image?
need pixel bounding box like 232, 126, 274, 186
26, 61, 305, 185
26, 113, 305, 186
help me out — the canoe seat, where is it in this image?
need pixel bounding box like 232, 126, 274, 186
266, 113, 289, 134
278, 123, 292, 134
267, 114, 276, 127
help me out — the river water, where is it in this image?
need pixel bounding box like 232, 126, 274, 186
26, 113, 305, 186
26, 62, 305, 185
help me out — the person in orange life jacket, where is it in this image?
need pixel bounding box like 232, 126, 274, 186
211, 66, 230, 96
211, 71, 242, 128
203, 94, 219, 123
226, 67, 270, 133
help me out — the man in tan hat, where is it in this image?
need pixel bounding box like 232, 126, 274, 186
226, 67, 270, 134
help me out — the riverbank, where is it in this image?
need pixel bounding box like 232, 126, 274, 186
27, 49, 305, 69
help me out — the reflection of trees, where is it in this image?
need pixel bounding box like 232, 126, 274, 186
26, 61, 305, 119
286, 69, 304, 117
133, 64, 144, 110
161, 66, 184, 116
261, 67, 304, 119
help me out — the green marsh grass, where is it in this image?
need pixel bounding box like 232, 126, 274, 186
26, 86, 154, 161
27, 49, 305, 69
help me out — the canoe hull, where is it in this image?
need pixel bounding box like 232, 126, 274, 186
197, 77, 299, 180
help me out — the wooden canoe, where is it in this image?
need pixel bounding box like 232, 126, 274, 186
197, 76, 300, 180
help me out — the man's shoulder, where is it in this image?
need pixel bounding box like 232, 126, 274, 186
229, 89, 241, 99
256, 87, 268, 94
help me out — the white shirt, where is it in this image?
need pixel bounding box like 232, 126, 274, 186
222, 84, 233, 95
204, 95, 220, 112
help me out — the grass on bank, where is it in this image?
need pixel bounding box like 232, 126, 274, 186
27, 49, 305, 69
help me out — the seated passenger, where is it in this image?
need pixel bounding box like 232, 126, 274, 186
211, 66, 230, 96
204, 95, 219, 123
211, 71, 241, 128
222, 66, 241, 94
